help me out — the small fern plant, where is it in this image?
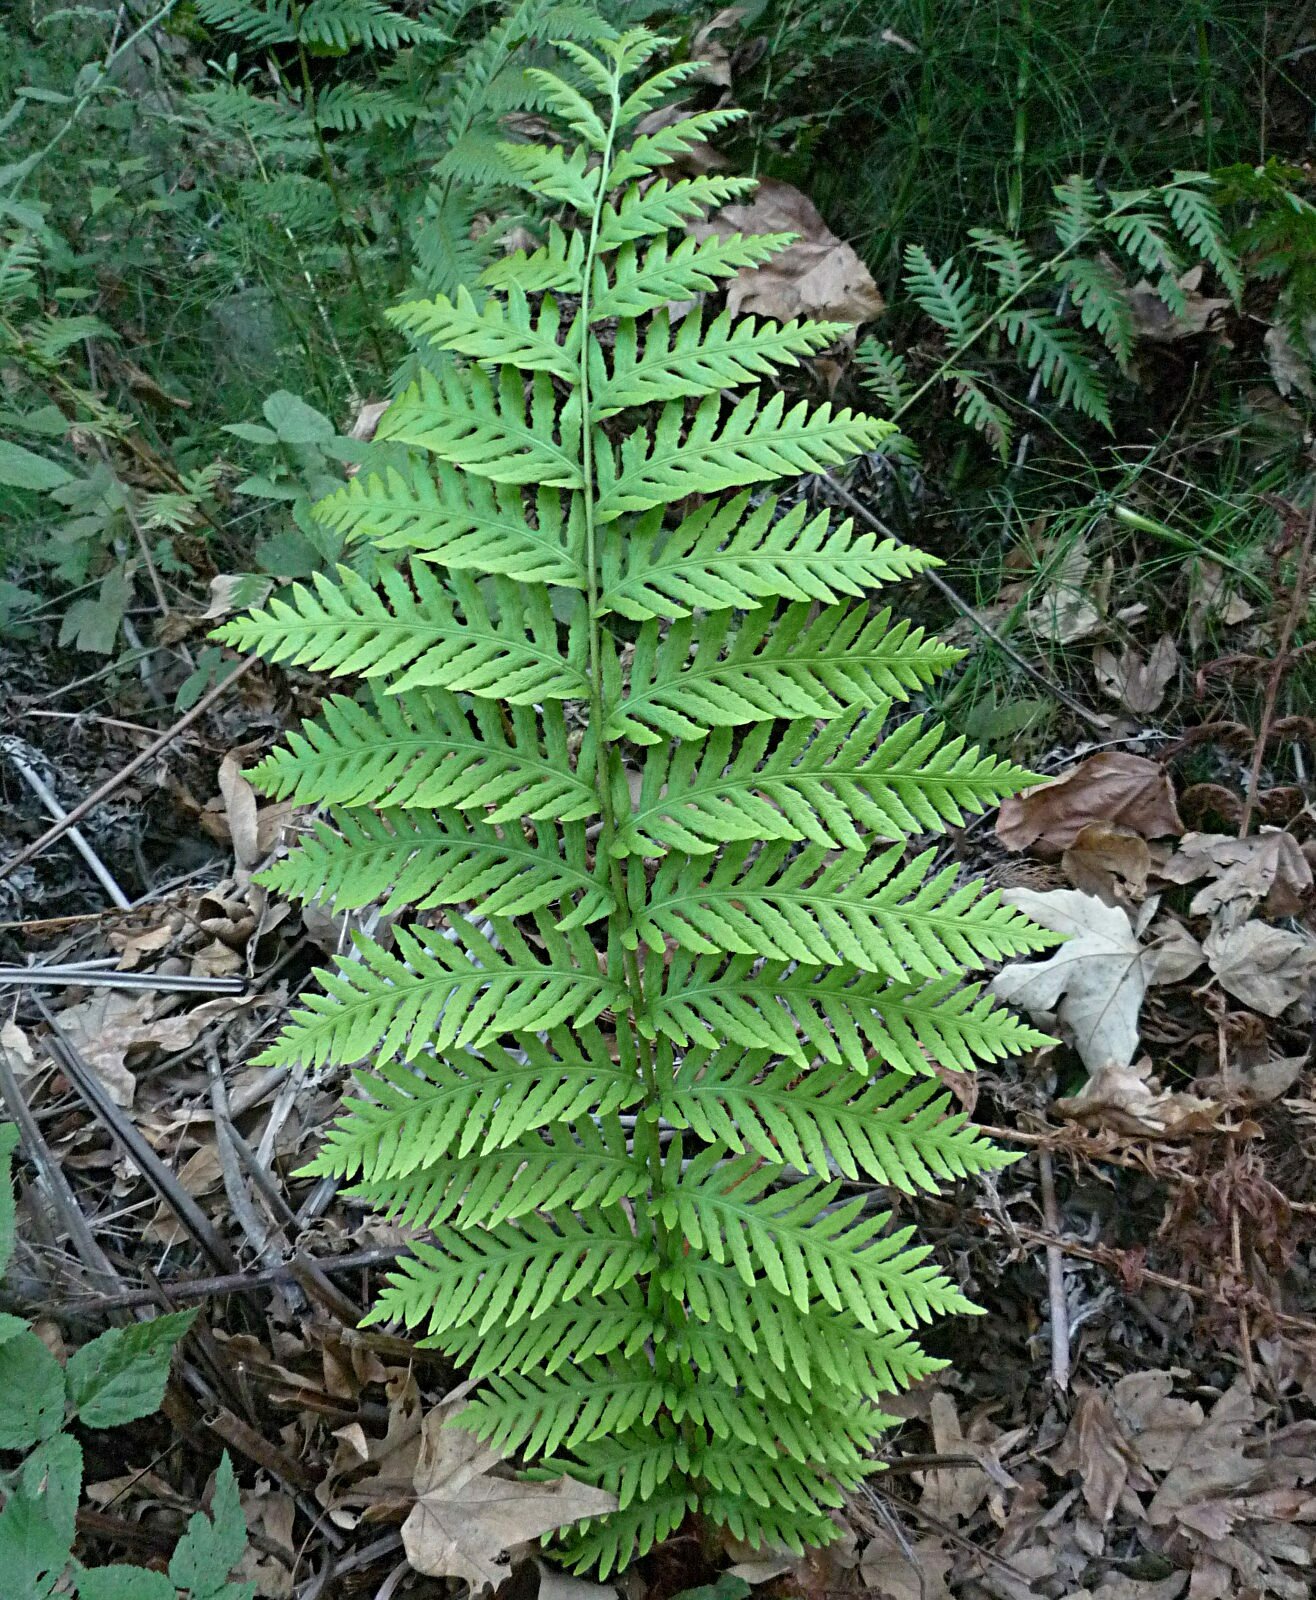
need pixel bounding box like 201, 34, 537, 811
219, 30, 1054, 1574
860, 172, 1244, 459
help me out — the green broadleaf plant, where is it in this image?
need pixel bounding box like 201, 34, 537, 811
219, 30, 1055, 1575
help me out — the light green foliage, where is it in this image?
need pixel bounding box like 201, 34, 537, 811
221, 31, 1053, 1571
858, 174, 1242, 457
0, 1126, 251, 1599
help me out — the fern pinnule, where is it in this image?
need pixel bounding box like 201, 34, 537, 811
225, 28, 1051, 1574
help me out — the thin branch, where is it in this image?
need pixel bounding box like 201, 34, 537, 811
0, 655, 256, 886
820, 473, 1110, 730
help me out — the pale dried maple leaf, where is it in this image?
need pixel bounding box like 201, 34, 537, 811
1203, 920, 1316, 1016
402, 1398, 617, 1591
991, 887, 1148, 1072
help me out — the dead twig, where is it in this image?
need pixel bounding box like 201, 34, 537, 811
0, 1040, 123, 1291
819, 473, 1111, 731
1038, 1150, 1070, 1391
0, 964, 245, 994
1, 736, 131, 908
0, 654, 256, 886
1003, 1218, 1316, 1340
205, 1043, 287, 1271
1240, 490, 1316, 837
34, 995, 239, 1275
29, 1244, 407, 1316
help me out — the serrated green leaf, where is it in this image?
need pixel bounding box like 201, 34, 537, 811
0, 1329, 65, 1449
262, 390, 335, 445
0, 1488, 70, 1600
65, 1309, 196, 1429
0, 439, 74, 491
22, 1433, 81, 1548
168, 1454, 254, 1600
77, 1566, 176, 1600
0, 1120, 19, 1278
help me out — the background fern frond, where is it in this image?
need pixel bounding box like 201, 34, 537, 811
995, 307, 1112, 427
903, 244, 980, 343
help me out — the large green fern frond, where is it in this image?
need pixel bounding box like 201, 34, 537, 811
222, 32, 1047, 1575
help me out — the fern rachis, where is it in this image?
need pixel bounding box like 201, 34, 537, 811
221, 30, 1051, 1575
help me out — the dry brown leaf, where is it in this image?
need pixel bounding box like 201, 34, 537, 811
219, 752, 261, 871
146, 1142, 226, 1245
0, 1019, 37, 1085
1159, 829, 1312, 927
725, 1554, 797, 1585
535, 1565, 618, 1600
1187, 560, 1254, 653
1141, 915, 1206, 987
1093, 635, 1179, 714
348, 397, 391, 442
84, 1467, 185, 1508
920, 1390, 991, 1523
202, 574, 273, 621
1265, 322, 1316, 401
110, 923, 173, 969
1051, 1388, 1153, 1524
1026, 540, 1103, 644
1146, 1382, 1264, 1539
992, 889, 1146, 1071
319, 1369, 424, 1528
689, 179, 884, 324
1111, 1371, 1206, 1475
402, 1396, 618, 1591
1088, 1578, 1187, 1600
997, 752, 1183, 853
1203, 921, 1316, 1016
688, 7, 742, 87
1062, 821, 1151, 903
236, 1483, 297, 1599
1127, 267, 1231, 343
857, 1534, 952, 1600
1201, 1053, 1307, 1105
1055, 1059, 1219, 1138
53, 991, 245, 1108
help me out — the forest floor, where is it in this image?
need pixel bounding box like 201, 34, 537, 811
4, 6, 1316, 1595
5, 461, 1316, 1600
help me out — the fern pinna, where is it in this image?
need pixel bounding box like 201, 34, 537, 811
220, 31, 1053, 1575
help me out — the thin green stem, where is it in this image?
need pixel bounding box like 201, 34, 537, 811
290, 23, 391, 377
1197, 8, 1215, 169
573, 64, 687, 1370
890, 191, 1144, 425
1008, 0, 1032, 235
